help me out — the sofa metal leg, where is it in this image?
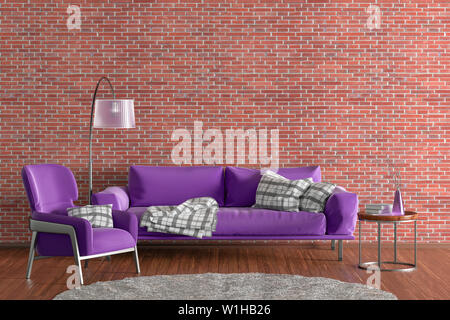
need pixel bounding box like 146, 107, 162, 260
331, 240, 335, 250
26, 231, 37, 279
338, 240, 343, 261
133, 246, 141, 274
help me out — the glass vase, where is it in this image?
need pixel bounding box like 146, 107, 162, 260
391, 187, 404, 216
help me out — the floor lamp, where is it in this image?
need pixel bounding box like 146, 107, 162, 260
88, 77, 135, 204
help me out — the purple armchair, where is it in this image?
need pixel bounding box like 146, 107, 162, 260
22, 164, 140, 285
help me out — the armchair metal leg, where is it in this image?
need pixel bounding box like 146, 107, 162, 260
26, 231, 37, 279
73, 249, 84, 286
331, 240, 335, 250
27, 219, 137, 285
338, 240, 343, 261
67, 228, 84, 285
133, 246, 140, 274
27, 220, 84, 284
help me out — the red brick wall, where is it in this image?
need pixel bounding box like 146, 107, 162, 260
0, 1, 448, 243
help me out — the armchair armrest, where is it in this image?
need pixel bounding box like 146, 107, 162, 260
31, 211, 93, 256
112, 210, 138, 242
92, 186, 130, 211
324, 192, 358, 235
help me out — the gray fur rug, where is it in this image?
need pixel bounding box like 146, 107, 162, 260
53, 273, 397, 300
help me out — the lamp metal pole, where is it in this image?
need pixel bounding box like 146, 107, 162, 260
88, 77, 115, 204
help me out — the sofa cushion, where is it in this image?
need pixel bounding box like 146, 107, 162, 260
299, 182, 336, 213
224, 166, 322, 207
67, 204, 113, 228
128, 166, 225, 207
128, 206, 326, 237
253, 171, 313, 212
91, 228, 136, 255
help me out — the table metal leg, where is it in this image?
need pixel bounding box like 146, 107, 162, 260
414, 220, 417, 266
377, 222, 381, 268
358, 220, 361, 266
394, 222, 397, 263
358, 219, 416, 272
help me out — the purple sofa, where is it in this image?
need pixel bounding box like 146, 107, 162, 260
92, 165, 358, 260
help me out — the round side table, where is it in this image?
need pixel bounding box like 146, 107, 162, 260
358, 211, 418, 272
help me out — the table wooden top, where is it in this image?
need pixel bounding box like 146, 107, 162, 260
358, 210, 418, 222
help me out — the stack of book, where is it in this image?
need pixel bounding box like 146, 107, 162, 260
365, 204, 393, 215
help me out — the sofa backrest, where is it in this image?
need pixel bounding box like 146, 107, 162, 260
224, 166, 321, 207
128, 165, 225, 207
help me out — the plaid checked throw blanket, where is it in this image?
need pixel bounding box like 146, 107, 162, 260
140, 197, 219, 239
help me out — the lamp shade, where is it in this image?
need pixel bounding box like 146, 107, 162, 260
93, 99, 135, 128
